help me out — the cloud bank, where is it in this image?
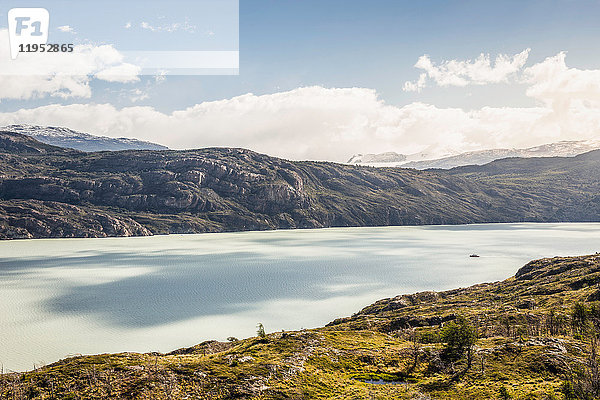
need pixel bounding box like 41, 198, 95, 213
1, 51, 600, 162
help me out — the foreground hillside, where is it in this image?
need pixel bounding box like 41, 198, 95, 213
1, 130, 600, 239
3, 254, 600, 399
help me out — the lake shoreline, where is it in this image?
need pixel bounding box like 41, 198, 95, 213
2, 219, 599, 242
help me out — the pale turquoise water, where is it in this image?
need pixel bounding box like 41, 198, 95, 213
1, 223, 599, 371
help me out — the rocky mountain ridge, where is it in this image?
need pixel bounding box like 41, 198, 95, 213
1, 130, 600, 239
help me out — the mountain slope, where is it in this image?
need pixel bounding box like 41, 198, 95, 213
3, 254, 599, 399
1, 131, 600, 239
0, 130, 76, 155
1, 125, 169, 152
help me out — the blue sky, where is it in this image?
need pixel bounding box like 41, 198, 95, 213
0, 0, 238, 50
169, 0, 600, 110
233, 0, 600, 110
1, 1, 600, 161
1, 0, 599, 111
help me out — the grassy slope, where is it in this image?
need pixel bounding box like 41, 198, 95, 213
2, 255, 600, 399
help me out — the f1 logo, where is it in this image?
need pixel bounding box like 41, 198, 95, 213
7, 8, 49, 60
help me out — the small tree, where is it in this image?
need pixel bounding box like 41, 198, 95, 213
572, 302, 588, 336
589, 304, 600, 334
560, 380, 577, 400
499, 385, 512, 400
567, 335, 600, 399
406, 329, 421, 374
256, 323, 266, 338
440, 316, 478, 377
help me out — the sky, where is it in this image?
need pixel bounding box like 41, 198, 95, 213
1, 0, 600, 162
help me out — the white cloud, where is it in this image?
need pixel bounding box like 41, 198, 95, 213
94, 63, 141, 83
403, 73, 427, 93
0, 29, 141, 99
129, 88, 150, 102
139, 18, 196, 33
57, 25, 75, 34
0, 83, 596, 162
154, 70, 167, 83
524, 51, 600, 108
124, 22, 132, 29
1, 50, 599, 162
404, 49, 531, 91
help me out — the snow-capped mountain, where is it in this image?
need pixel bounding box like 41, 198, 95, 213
347, 140, 600, 170
0, 125, 169, 152
347, 152, 407, 165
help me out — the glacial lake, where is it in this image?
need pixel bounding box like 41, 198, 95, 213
1, 223, 600, 371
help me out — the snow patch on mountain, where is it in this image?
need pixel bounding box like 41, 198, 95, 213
347, 140, 600, 169
347, 152, 407, 164
0, 125, 168, 152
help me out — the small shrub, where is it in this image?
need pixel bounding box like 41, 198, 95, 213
418, 331, 440, 343
256, 323, 266, 338
560, 380, 577, 400
499, 385, 512, 400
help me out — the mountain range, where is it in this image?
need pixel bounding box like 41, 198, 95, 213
1, 129, 600, 239
348, 140, 600, 169
1, 124, 168, 152
5, 125, 599, 170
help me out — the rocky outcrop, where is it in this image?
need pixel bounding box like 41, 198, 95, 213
0, 200, 152, 239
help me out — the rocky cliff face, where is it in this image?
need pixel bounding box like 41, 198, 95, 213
0, 200, 152, 239
1, 131, 600, 239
